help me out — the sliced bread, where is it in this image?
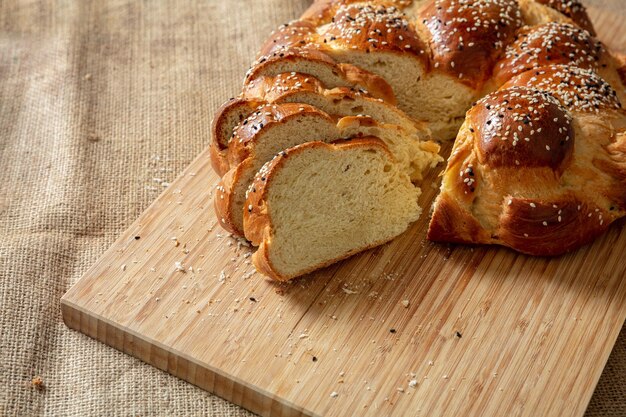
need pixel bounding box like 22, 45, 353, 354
245, 47, 395, 103
211, 72, 426, 176
214, 103, 441, 236
243, 138, 422, 281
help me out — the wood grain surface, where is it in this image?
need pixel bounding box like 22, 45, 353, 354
62, 4, 626, 417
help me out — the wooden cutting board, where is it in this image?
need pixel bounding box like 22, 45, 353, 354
62, 5, 626, 417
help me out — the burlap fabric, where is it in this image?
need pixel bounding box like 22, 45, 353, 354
0, 0, 623, 416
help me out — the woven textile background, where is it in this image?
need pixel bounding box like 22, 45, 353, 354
0, 0, 624, 416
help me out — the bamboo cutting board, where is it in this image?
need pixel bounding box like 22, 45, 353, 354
62, 5, 626, 417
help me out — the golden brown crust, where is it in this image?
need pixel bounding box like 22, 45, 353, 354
429, 83, 626, 256
227, 103, 334, 167
244, 138, 395, 281
468, 87, 574, 172
321, 3, 428, 59
301, 0, 416, 24
210, 98, 263, 176
245, 47, 336, 82
534, 0, 595, 35
427, 192, 492, 244
285, 1, 428, 60
245, 47, 395, 102
419, 0, 523, 88
493, 23, 603, 86
594, 129, 626, 209
258, 20, 319, 57
429, 190, 615, 256
211, 75, 326, 177
497, 198, 609, 255
619, 65, 626, 87
214, 168, 240, 235
242, 72, 326, 102
501, 65, 622, 113
241, 151, 280, 248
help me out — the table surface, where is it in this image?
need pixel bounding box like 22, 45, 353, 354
1, 1, 625, 416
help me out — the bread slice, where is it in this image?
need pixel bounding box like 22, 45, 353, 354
243, 138, 421, 281
211, 72, 426, 176
245, 47, 395, 103
215, 103, 340, 235
214, 103, 441, 236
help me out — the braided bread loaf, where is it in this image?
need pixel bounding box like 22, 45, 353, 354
212, 0, 626, 279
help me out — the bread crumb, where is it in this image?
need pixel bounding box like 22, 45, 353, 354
31, 376, 44, 390
409, 379, 418, 388
86, 132, 100, 142
401, 299, 410, 308
330, 391, 338, 398
175, 261, 185, 272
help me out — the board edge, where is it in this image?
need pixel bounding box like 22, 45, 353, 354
60, 295, 318, 417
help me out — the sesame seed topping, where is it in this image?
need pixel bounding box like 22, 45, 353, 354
471, 86, 574, 169
320, 4, 425, 55
499, 22, 602, 81
506, 65, 621, 112
424, 0, 522, 79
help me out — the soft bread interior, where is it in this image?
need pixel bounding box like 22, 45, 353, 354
213, 81, 426, 159
230, 114, 339, 232
320, 44, 476, 140
282, 89, 421, 132
336, 117, 441, 181
257, 140, 421, 279
225, 111, 440, 235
